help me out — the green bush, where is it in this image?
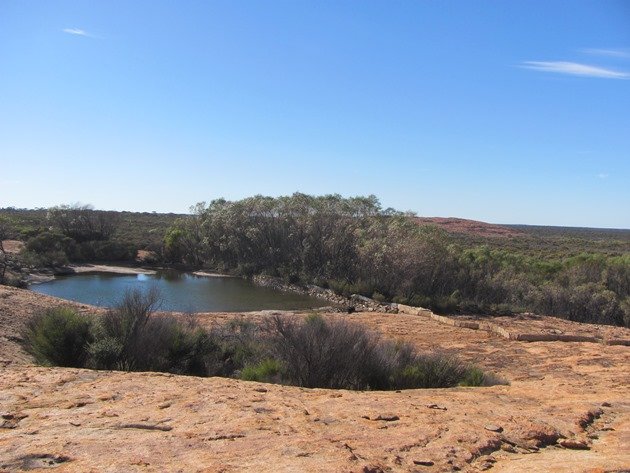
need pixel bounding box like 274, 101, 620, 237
460, 367, 509, 387
326, 279, 375, 298
161, 322, 221, 376
408, 295, 431, 308
214, 318, 264, 375
241, 358, 283, 382
23, 307, 93, 367
390, 353, 468, 389
22, 231, 75, 266
460, 366, 485, 387
25, 289, 249, 377
92, 289, 223, 375
87, 336, 124, 370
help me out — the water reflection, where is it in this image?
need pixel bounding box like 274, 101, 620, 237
151, 269, 188, 281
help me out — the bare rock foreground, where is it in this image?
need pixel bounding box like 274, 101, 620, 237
0, 285, 628, 472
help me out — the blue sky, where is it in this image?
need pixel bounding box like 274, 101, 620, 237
1, 1, 629, 228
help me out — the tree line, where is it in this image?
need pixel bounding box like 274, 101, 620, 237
19, 204, 135, 266
164, 194, 629, 327
3, 195, 627, 326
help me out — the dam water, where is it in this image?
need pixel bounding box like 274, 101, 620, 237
30, 270, 329, 312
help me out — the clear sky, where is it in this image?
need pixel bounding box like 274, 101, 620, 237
1, 1, 629, 228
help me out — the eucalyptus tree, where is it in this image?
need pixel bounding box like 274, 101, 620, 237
48, 204, 120, 242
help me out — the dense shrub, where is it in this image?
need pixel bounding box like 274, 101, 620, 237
0, 207, 177, 256
529, 282, 625, 326
91, 288, 223, 374
6, 197, 628, 326
23, 300, 502, 390
75, 241, 137, 262
390, 353, 468, 389
621, 298, 630, 327
264, 314, 383, 389
262, 314, 499, 390
22, 232, 75, 266
25, 231, 76, 256
204, 318, 264, 376
23, 307, 93, 367
22, 289, 223, 376
130, 316, 221, 375
97, 287, 160, 360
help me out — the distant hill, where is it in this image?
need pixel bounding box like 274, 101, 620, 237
505, 224, 630, 241
414, 217, 524, 238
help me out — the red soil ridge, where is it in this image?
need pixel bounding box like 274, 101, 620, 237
415, 217, 523, 238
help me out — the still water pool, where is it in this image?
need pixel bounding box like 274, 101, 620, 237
30, 270, 329, 312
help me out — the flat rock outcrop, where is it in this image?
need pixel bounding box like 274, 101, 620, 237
0, 286, 628, 472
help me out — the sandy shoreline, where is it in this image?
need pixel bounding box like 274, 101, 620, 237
62, 265, 237, 278
27, 264, 157, 284
28, 265, 238, 284
192, 270, 235, 278
67, 264, 157, 275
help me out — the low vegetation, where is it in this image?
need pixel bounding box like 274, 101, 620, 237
22, 290, 502, 389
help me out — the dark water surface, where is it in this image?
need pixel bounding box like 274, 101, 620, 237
30, 270, 329, 312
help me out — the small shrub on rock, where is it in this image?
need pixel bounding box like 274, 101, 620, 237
265, 314, 383, 389
92, 289, 223, 375
460, 367, 509, 387
23, 307, 93, 367
241, 359, 283, 382
264, 315, 492, 390
159, 320, 222, 376
390, 353, 468, 389
97, 287, 160, 363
